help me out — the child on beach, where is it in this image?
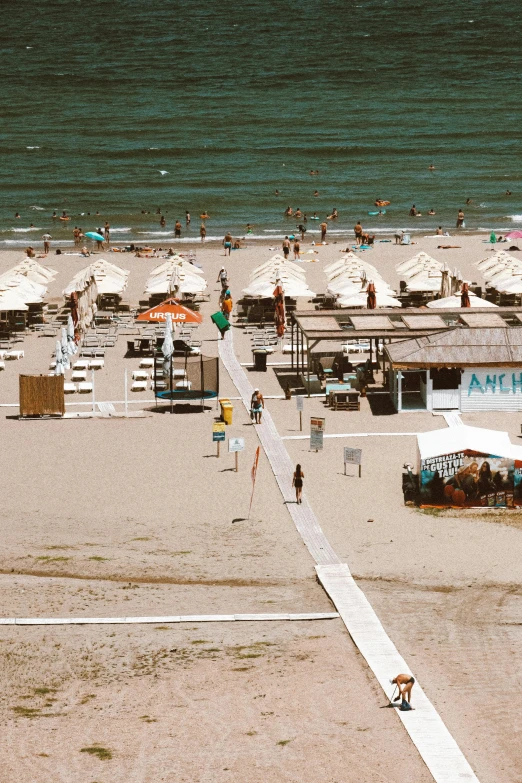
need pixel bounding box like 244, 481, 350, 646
292, 464, 304, 504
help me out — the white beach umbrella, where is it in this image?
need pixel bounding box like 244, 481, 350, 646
495, 278, 522, 294
61, 328, 71, 370
338, 292, 402, 308
0, 290, 29, 311
67, 315, 77, 355
396, 252, 441, 274
406, 277, 442, 293
427, 294, 499, 309
162, 313, 174, 359
55, 340, 65, 376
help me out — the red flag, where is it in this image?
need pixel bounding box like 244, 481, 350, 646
249, 446, 260, 517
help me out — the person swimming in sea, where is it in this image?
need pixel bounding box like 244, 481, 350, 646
314, 190, 319, 197
428, 163, 435, 171
428, 208, 436, 215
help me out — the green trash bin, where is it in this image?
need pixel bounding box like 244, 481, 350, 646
211, 311, 230, 337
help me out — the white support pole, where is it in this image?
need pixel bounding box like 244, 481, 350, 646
124, 368, 128, 417
92, 369, 95, 414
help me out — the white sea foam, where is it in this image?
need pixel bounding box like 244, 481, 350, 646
508, 215, 522, 221
109, 227, 132, 233
30, 205, 45, 210
11, 227, 41, 232
138, 231, 174, 236
26, 146, 40, 149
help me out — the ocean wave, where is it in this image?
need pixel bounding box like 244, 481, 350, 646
1, 239, 74, 246
11, 227, 41, 232
30, 205, 45, 210
26, 146, 40, 149
137, 230, 175, 235
109, 227, 132, 233
508, 215, 522, 221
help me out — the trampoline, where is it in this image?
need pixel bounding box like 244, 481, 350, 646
152, 352, 219, 410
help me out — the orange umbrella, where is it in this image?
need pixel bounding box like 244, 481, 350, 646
137, 298, 203, 323
366, 281, 377, 309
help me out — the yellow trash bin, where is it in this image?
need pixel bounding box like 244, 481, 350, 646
219, 397, 233, 425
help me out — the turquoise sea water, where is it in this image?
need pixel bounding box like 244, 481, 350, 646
1, 0, 521, 246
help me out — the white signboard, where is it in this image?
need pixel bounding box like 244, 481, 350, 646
344, 447, 362, 465
228, 437, 245, 453
310, 417, 325, 451
296, 395, 304, 411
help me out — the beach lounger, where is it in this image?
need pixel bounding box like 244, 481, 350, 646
139, 358, 154, 368
71, 370, 87, 382
64, 382, 77, 394
78, 382, 93, 393
5, 350, 24, 360
89, 359, 105, 370
132, 370, 149, 380
175, 380, 192, 390
49, 360, 57, 369
131, 380, 147, 392
73, 359, 90, 370
0, 351, 7, 360
151, 380, 167, 390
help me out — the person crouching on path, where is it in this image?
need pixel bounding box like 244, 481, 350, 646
251, 388, 264, 424
292, 464, 304, 504
390, 673, 415, 710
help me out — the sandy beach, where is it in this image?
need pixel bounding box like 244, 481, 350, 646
1, 233, 522, 782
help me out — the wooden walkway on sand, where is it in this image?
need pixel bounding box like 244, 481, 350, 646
219, 330, 480, 783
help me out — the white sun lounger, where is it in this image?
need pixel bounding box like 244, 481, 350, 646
5, 350, 24, 360
132, 370, 149, 380
139, 358, 154, 368
151, 380, 167, 390
89, 358, 105, 370
71, 370, 87, 382
176, 380, 192, 390
64, 382, 77, 394
78, 382, 93, 393
73, 359, 90, 370
131, 380, 147, 392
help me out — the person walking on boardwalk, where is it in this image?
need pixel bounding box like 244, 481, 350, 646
221, 289, 233, 321
251, 388, 264, 424
390, 673, 415, 710
292, 464, 304, 504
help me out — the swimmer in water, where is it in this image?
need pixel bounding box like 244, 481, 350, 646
275, 189, 280, 196
15, 212, 20, 219
246, 223, 253, 233
160, 215, 166, 227
295, 208, 302, 218
185, 210, 191, 225
200, 211, 210, 219
428, 208, 436, 215
428, 164, 435, 171
52, 211, 57, 219
284, 206, 293, 216
466, 198, 473, 205
314, 190, 319, 197
506, 189, 512, 196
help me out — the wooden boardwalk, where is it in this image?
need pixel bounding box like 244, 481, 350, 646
219, 330, 480, 783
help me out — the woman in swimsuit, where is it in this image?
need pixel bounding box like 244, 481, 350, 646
292, 464, 304, 504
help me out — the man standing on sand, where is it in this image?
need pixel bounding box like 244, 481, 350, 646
293, 238, 301, 260
436, 226, 444, 236
456, 209, 465, 228
73, 226, 81, 246
104, 221, 110, 243
320, 221, 327, 242
282, 236, 291, 259
390, 673, 415, 710
354, 221, 363, 245
200, 223, 206, 242
42, 232, 52, 253
223, 232, 232, 256
175, 220, 182, 238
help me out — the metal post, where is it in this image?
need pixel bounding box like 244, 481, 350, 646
359, 464, 362, 478
170, 353, 173, 414
299, 411, 302, 431
306, 337, 311, 398
91, 369, 95, 414
124, 368, 128, 417
217, 441, 220, 458
235, 452, 239, 473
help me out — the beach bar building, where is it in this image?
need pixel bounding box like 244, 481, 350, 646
385, 326, 522, 413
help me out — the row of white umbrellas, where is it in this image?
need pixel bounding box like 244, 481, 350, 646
63, 258, 129, 297
242, 255, 316, 298
326, 252, 401, 308
145, 256, 207, 296
0, 259, 58, 311
476, 250, 522, 295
